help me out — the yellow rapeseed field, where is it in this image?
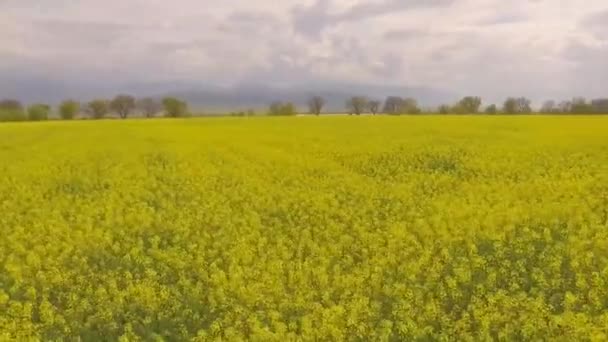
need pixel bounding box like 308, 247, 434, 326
1, 116, 607, 340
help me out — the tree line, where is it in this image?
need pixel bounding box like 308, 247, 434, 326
244, 95, 608, 116
0, 95, 188, 122
340, 95, 608, 115
2, 94, 608, 122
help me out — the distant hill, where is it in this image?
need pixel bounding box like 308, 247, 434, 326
165, 82, 454, 113
0, 72, 454, 112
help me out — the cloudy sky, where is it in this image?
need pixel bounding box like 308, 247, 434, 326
1, 0, 607, 104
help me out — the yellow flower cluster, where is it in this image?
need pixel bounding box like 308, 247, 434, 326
0, 116, 607, 340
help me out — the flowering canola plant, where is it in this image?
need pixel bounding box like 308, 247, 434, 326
0, 116, 607, 340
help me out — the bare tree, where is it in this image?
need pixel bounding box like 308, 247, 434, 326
137, 97, 162, 118
110, 94, 136, 119
540, 100, 556, 114
368, 100, 381, 115
308, 96, 326, 115
503, 97, 531, 114
346, 96, 368, 115
558, 100, 572, 113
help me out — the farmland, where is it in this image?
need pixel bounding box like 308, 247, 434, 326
1, 116, 607, 340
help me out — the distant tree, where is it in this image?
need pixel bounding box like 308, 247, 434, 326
450, 104, 463, 114
307, 96, 325, 115
110, 94, 136, 119
0, 99, 23, 112
86, 99, 110, 119
540, 100, 557, 114
503, 98, 517, 114
269, 102, 282, 116
402, 98, 421, 114
457, 96, 482, 114
368, 100, 381, 115
27, 104, 50, 121
59, 100, 80, 120
346, 96, 368, 115
591, 98, 608, 114
438, 104, 451, 114
484, 104, 498, 114
503, 97, 531, 114
558, 101, 572, 113
383, 96, 404, 114
517, 97, 532, 113
268, 101, 296, 116
570, 97, 593, 114
229, 108, 257, 117
284, 102, 296, 116
137, 97, 162, 118
162, 97, 188, 117
0, 99, 26, 121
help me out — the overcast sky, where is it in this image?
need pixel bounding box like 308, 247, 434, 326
1, 0, 607, 104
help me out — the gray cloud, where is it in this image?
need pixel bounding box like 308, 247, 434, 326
581, 9, 608, 40
292, 0, 454, 38
30, 19, 134, 48
475, 12, 529, 26
582, 9, 608, 26
1, 0, 608, 105
218, 10, 281, 34
292, 0, 332, 38
339, 0, 455, 21
383, 29, 427, 41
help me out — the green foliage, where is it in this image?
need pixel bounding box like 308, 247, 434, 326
27, 104, 50, 121
230, 109, 255, 117
485, 104, 498, 114
0, 116, 607, 340
570, 98, 594, 114
162, 97, 188, 117
86, 99, 110, 119
402, 98, 421, 114
269, 101, 296, 116
59, 100, 80, 120
591, 98, 608, 114
0, 99, 26, 122
438, 104, 451, 114
0, 109, 26, 122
